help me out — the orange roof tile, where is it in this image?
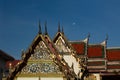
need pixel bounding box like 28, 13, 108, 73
71, 42, 86, 55
88, 45, 104, 58
106, 49, 120, 61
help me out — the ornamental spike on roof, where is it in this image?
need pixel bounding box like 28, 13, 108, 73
38, 20, 42, 34
58, 21, 61, 32
44, 21, 48, 35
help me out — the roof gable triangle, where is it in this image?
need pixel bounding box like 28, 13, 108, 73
7, 33, 63, 79
53, 32, 72, 54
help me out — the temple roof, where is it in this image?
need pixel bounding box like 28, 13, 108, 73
53, 32, 68, 43
6, 24, 120, 78
7, 32, 76, 79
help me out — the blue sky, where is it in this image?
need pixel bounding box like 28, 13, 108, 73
1, 0, 120, 59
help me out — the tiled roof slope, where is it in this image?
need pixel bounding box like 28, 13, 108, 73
71, 42, 86, 55
106, 48, 120, 61
88, 44, 105, 58
106, 48, 120, 71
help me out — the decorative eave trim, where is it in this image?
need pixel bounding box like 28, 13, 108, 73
107, 61, 120, 65
53, 32, 62, 43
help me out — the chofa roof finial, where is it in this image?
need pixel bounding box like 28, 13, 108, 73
38, 20, 42, 34
58, 21, 61, 32
44, 21, 48, 35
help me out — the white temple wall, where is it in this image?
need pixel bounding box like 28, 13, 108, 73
17, 77, 39, 80
63, 55, 81, 75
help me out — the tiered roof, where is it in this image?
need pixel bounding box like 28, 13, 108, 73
6, 23, 120, 79
106, 48, 120, 72
7, 23, 76, 80
71, 37, 120, 74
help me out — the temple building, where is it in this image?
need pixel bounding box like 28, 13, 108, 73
5, 22, 120, 80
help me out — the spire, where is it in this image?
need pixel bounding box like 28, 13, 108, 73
84, 33, 90, 42
58, 21, 61, 32
38, 20, 42, 34
62, 26, 64, 34
84, 33, 90, 56
105, 34, 108, 47
44, 21, 48, 35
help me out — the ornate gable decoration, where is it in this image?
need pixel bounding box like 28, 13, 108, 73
29, 41, 52, 60
54, 34, 71, 54
55, 36, 71, 53
19, 34, 62, 75
21, 62, 60, 74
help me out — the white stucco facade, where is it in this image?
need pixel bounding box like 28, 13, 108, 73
63, 55, 81, 75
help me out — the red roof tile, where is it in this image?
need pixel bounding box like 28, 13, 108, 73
107, 65, 120, 69
71, 42, 86, 55
6, 60, 21, 68
88, 61, 105, 66
106, 49, 120, 61
88, 45, 104, 58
